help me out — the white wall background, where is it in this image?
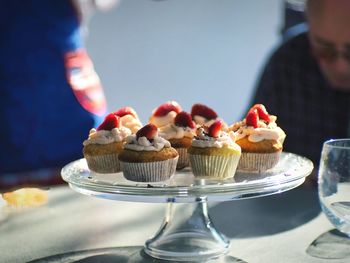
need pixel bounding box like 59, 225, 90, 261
86, 0, 282, 125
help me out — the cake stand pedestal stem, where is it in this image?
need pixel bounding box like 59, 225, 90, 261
144, 197, 230, 261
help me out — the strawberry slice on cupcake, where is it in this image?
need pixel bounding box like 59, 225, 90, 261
114, 106, 138, 118
97, 113, 120, 131
136, 123, 158, 142
245, 108, 259, 129
207, 119, 223, 138
174, 111, 196, 129
191, 103, 218, 121
149, 101, 182, 128
191, 103, 228, 130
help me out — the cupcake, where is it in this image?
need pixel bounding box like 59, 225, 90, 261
230, 104, 286, 173
114, 106, 142, 134
191, 103, 228, 131
159, 111, 196, 169
187, 120, 241, 180
149, 101, 182, 128
118, 124, 179, 182
83, 113, 131, 173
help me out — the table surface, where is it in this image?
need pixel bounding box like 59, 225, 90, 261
0, 184, 349, 263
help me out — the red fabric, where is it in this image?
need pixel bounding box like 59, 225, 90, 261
64, 49, 107, 116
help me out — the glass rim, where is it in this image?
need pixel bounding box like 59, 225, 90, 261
323, 138, 350, 149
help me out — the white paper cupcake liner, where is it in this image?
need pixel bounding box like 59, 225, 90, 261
175, 148, 189, 170
188, 154, 241, 179
237, 152, 281, 173
85, 153, 121, 174
120, 156, 179, 182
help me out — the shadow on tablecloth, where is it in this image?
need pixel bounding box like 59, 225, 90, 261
209, 186, 320, 238
306, 229, 350, 260
27, 246, 247, 263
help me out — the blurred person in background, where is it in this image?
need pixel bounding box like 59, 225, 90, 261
250, 0, 350, 183
0, 0, 119, 190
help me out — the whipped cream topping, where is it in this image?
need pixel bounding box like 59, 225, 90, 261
124, 132, 171, 151
232, 115, 285, 143
151, 111, 177, 127
159, 124, 196, 140
193, 115, 208, 126
120, 114, 142, 134
192, 128, 241, 151
83, 127, 132, 146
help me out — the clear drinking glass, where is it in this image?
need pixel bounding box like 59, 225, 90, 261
318, 139, 350, 236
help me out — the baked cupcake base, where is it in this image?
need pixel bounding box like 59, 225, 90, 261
237, 151, 281, 173
189, 154, 240, 179
83, 141, 123, 173
85, 153, 121, 173
120, 156, 178, 182
175, 147, 189, 170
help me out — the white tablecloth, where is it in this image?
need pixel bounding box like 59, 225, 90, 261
0, 185, 349, 263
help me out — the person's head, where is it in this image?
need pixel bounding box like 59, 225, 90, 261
306, 0, 350, 91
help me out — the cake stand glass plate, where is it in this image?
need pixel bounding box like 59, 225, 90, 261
61, 152, 313, 262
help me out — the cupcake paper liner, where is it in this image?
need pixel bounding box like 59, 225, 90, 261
175, 147, 189, 170
237, 152, 281, 173
85, 153, 121, 174
120, 156, 178, 182
188, 154, 241, 179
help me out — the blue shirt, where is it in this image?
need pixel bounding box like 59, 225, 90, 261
0, 0, 106, 175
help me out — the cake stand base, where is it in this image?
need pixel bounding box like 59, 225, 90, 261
144, 197, 229, 261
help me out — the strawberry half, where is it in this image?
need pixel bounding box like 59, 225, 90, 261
114, 106, 137, 118
245, 108, 258, 128
153, 101, 182, 117
191, 103, 218, 120
252, 104, 270, 122
97, 113, 120, 131
136, 123, 158, 140
208, 120, 223, 138
174, 111, 196, 129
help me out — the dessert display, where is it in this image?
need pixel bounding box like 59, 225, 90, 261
191, 103, 228, 130
118, 124, 179, 182
83, 113, 131, 173
149, 101, 182, 128
114, 106, 142, 134
187, 120, 241, 179
159, 111, 196, 169
230, 104, 286, 172
80, 102, 287, 180
66, 102, 309, 263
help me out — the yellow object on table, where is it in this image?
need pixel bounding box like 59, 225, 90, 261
1, 188, 48, 207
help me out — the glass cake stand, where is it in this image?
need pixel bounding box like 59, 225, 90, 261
61, 152, 313, 262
